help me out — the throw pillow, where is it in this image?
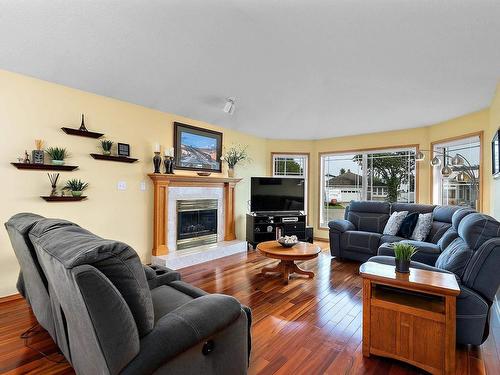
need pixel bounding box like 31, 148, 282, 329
397, 212, 419, 239
383, 211, 408, 236
410, 213, 433, 241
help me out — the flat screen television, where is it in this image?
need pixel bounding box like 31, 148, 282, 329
251, 177, 305, 213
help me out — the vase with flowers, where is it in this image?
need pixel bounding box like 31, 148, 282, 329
221, 145, 250, 177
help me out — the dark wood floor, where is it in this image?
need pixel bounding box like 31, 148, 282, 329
1, 242, 499, 374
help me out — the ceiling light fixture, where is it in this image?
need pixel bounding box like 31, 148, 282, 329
223, 97, 236, 115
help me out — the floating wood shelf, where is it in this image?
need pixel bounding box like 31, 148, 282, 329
11, 162, 78, 171
90, 153, 138, 163
61, 127, 104, 138
41, 195, 87, 202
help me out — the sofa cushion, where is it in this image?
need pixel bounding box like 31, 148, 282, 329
432, 205, 461, 223
426, 221, 452, 244
452, 208, 476, 230
349, 200, 390, 214
458, 213, 500, 250
390, 203, 435, 214
368, 255, 453, 274
410, 213, 433, 241
378, 240, 442, 266
380, 234, 405, 244
29, 218, 154, 337
437, 228, 459, 250
328, 219, 355, 232
341, 231, 381, 255
347, 211, 389, 233
383, 211, 408, 235
397, 212, 419, 238
435, 238, 473, 278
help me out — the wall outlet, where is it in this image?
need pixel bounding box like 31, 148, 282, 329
140, 181, 146, 191
117, 181, 127, 191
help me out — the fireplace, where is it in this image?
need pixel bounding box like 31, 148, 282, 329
176, 199, 218, 250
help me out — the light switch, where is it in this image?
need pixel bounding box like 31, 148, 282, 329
140, 181, 146, 191
117, 181, 127, 191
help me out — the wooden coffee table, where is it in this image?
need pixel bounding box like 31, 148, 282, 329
257, 241, 321, 284
360, 261, 460, 375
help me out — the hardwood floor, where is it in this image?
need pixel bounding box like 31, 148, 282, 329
1, 242, 498, 374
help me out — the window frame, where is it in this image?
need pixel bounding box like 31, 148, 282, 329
317, 144, 420, 230
271, 152, 310, 223
430, 131, 483, 212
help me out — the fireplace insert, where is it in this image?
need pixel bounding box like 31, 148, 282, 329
176, 199, 218, 250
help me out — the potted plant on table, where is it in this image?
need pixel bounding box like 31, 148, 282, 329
45, 147, 68, 165
391, 243, 418, 273
221, 144, 250, 177
63, 179, 89, 197
100, 139, 113, 156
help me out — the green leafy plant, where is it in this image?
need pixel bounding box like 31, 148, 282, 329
63, 179, 88, 192
45, 147, 68, 161
391, 242, 418, 261
221, 144, 250, 168
100, 139, 113, 152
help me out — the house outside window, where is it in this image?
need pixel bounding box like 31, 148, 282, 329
320, 147, 416, 227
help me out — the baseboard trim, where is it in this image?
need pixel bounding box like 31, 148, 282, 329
0, 293, 22, 304
313, 236, 328, 242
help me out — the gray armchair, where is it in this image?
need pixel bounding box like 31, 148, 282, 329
369, 212, 500, 345
6, 214, 251, 375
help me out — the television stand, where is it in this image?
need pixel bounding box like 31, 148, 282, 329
246, 212, 308, 248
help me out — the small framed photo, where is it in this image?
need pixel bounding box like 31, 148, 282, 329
117, 143, 130, 157
492, 129, 500, 177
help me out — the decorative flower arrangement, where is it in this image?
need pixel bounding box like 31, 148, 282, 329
100, 139, 113, 155
221, 144, 250, 177
391, 242, 418, 273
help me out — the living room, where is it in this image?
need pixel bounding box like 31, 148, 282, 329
1, 1, 499, 374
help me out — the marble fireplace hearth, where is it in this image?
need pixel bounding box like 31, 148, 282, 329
148, 174, 247, 269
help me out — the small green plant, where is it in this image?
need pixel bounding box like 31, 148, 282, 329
391, 242, 418, 260
45, 147, 67, 161
100, 139, 113, 152
221, 144, 250, 168
63, 179, 88, 192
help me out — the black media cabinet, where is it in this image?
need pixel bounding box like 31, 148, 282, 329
246, 212, 309, 248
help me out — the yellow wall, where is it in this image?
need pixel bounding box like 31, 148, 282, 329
1, 68, 498, 297
0, 69, 266, 297
267, 109, 491, 240
489, 83, 500, 219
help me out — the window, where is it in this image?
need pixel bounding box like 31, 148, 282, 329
320, 148, 416, 227
272, 154, 308, 214
432, 135, 481, 210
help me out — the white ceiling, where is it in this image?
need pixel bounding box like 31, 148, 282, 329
0, 1, 499, 139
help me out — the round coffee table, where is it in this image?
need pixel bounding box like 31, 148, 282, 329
257, 241, 321, 284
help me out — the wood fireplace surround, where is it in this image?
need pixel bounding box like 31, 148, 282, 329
148, 174, 242, 256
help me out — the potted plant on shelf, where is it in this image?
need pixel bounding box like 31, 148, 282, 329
391, 242, 418, 273
221, 144, 250, 177
45, 147, 68, 165
100, 139, 113, 156
63, 179, 88, 197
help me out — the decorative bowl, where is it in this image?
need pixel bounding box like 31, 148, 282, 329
277, 236, 299, 248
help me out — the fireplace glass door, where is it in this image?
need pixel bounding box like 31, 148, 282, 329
176, 199, 218, 250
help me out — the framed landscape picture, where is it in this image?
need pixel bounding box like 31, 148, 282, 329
174, 122, 223, 172
493, 129, 500, 177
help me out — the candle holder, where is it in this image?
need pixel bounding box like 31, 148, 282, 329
153, 152, 162, 173
164, 156, 175, 174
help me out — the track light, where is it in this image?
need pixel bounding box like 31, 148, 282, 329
223, 97, 236, 115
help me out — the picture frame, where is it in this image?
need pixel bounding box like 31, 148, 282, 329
492, 129, 500, 177
174, 122, 223, 172
117, 143, 130, 157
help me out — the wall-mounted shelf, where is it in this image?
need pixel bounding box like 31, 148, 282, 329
90, 153, 138, 163
11, 163, 78, 171
41, 196, 87, 202
61, 127, 104, 138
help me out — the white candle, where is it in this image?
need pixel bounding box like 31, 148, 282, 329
154, 143, 160, 153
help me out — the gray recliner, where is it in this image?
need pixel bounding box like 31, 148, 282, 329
7, 214, 251, 374
369, 212, 500, 346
